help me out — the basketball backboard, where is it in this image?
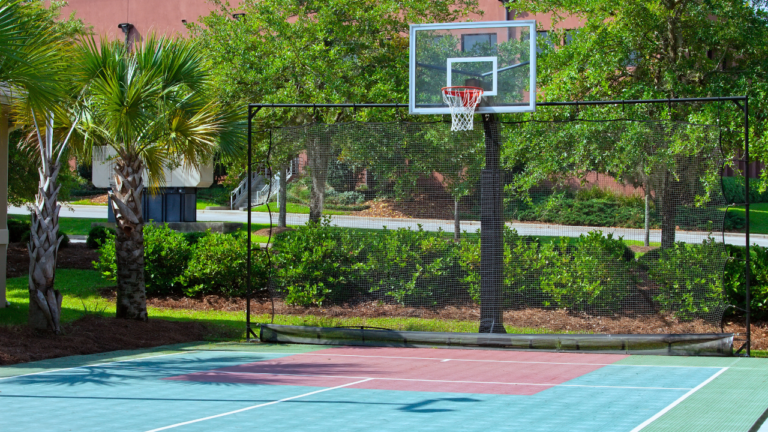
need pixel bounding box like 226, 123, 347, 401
409, 20, 537, 115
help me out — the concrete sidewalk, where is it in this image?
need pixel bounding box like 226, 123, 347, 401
10, 204, 766, 247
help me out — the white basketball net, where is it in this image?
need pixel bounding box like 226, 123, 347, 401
441, 86, 484, 131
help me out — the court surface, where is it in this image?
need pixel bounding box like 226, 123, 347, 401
1, 343, 767, 432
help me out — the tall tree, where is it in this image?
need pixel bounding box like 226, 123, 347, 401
507, 0, 768, 246
0, 0, 86, 332
190, 0, 481, 221
75, 36, 243, 320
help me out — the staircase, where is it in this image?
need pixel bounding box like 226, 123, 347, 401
230, 159, 299, 210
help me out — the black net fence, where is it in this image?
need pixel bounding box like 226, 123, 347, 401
253, 118, 735, 336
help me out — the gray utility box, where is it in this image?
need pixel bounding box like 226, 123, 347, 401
107, 187, 197, 223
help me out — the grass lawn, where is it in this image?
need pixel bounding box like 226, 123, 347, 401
196, 200, 223, 210
726, 202, 768, 235
66, 199, 107, 206
252, 202, 351, 215
9, 214, 109, 236
0, 269, 555, 336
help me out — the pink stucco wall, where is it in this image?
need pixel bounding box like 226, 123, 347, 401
58, 0, 578, 42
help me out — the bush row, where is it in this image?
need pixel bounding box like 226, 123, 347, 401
93, 219, 766, 320
511, 189, 745, 231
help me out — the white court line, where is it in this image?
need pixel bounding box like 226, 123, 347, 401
0, 351, 195, 381
629, 367, 729, 432
195, 350, 727, 368
144, 378, 373, 432
183, 370, 693, 391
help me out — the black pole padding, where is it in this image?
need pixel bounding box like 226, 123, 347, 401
479, 113, 506, 334
246, 107, 253, 342
745, 96, 751, 357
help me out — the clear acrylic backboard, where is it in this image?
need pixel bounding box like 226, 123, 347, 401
409, 20, 537, 115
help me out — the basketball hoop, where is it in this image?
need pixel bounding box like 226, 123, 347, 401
441, 86, 484, 131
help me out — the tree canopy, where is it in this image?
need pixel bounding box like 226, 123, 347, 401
510, 0, 768, 159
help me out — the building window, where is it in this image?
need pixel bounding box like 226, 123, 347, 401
536, 30, 553, 54
462, 33, 497, 52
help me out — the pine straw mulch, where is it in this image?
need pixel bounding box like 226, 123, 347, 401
0, 315, 235, 366
352, 195, 457, 220
142, 294, 768, 350
6, 243, 99, 278
253, 227, 295, 237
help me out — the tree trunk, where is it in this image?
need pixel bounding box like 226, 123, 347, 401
306, 135, 331, 223
454, 197, 461, 242
644, 180, 650, 247
660, 170, 677, 250
111, 154, 148, 321
278, 166, 287, 228
28, 153, 63, 333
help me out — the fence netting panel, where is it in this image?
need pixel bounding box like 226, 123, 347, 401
258, 119, 730, 334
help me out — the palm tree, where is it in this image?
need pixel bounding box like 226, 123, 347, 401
75, 35, 243, 320
1, 0, 78, 333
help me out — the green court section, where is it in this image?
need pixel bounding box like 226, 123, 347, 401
616, 356, 768, 432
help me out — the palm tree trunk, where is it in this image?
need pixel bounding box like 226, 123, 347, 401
28, 153, 63, 333
111, 154, 148, 321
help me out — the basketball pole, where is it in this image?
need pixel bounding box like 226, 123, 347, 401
465, 77, 507, 334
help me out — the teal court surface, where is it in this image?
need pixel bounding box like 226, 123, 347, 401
1, 343, 768, 432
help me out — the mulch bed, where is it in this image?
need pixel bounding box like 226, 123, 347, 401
6, 242, 99, 279
253, 227, 295, 237
0, 315, 231, 366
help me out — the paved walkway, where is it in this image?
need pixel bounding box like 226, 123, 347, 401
10, 204, 766, 247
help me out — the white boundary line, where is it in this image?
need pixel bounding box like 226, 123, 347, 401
185, 370, 693, 391
629, 367, 729, 432
194, 350, 727, 368
0, 351, 195, 381
144, 378, 374, 432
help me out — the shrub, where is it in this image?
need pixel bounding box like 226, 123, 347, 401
724, 244, 768, 318
87, 225, 115, 249
271, 217, 364, 306
514, 193, 649, 229
649, 238, 728, 320
360, 225, 462, 306
722, 176, 768, 204
8, 218, 29, 243
181, 232, 267, 297
183, 231, 209, 246
539, 231, 634, 313
59, 232, 70, 248
95, 224, 191, 295
460, 227, 546, 306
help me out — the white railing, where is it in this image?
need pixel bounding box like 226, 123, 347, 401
230, 158, 300, 210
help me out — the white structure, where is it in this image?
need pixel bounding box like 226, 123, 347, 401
92, 146, 214, 188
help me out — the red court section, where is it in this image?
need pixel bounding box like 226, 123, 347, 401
165, 347, 628, 396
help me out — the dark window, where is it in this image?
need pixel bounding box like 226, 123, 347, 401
461, 33, 497, 52
536, 31, 553, 54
